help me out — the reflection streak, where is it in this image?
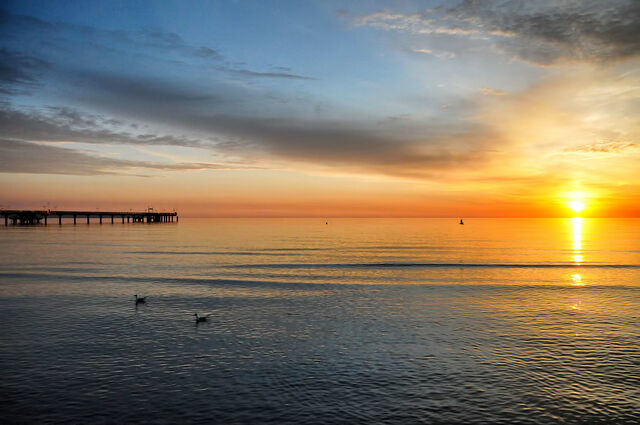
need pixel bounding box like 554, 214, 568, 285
572, 217, 583, 265
570, 217, 584, 286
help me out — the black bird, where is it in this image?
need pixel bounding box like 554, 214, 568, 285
194, 313, 208, 323
134, 294, 147, 305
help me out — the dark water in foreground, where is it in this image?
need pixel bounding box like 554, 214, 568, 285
1, 218, 639, 424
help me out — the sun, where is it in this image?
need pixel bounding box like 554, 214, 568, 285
569, 200, 586, 213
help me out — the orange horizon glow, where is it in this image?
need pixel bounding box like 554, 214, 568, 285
3, 170, 639, 218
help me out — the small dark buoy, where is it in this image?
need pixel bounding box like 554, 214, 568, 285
325, 222, 328, 225
134, 294, 146, 304
459, 219, 464, 225
194, 313, 208, 323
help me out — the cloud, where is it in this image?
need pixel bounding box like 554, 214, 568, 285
0, 8, 313, 81
411, 47, 456, 59
71, 71, 220, 104
0, 139, 254, 176
0, 107, 212, 148
0, 58, 491, 179
60, 76, 493, 176
350, 1, 640, 65
225, 67, 317, 80
194, 46, 224, 61
480, 87, 508, 96
0, 48, 51, 94
168, 114, 496, 178
0, 102, 493, 179
564, 141, 639, 153
0, 8, 225, 62
0, 7, 499, 180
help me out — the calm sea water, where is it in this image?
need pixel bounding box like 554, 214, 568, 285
1, 218, 639, 424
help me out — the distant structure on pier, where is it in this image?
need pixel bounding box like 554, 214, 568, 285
1, 209, 178, 226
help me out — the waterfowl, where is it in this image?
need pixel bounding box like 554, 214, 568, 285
194, 313, 208, 323
134, 294, 147, 304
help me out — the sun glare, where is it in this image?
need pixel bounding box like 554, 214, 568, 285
569, 200, 586, 213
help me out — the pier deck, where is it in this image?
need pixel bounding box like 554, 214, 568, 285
1, 209, 178, 225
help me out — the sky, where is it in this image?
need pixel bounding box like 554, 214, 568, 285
1, 0, 639, 217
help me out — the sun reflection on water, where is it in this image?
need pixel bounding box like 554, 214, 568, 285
570, 217, 585, 286
571, 217, 583, 265
571, 274, 583, 286
572, 217, 582, 251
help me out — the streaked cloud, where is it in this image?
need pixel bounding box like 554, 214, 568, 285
0, 49, 51, 95
350, 0, 640, 65
564, 141, 639, 153
0, 107, 213, 148
0, 8, 314, 81
0, 139, 255, 176
479, 87, 508, 96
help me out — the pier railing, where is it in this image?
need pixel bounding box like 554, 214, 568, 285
1, 210, 178, 225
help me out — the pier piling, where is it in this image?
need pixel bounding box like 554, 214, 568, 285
2, 209, 178, 226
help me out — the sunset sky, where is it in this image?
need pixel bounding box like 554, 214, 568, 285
1, 0, 639, 217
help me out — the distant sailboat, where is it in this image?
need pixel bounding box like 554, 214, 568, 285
459, 219, 464, 225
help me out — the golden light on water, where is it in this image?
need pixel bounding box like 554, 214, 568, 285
572, 217, 582, 251
571, 274, 583, 286
571, 217, 583, 267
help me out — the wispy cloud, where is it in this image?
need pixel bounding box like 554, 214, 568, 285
0, 101, 495, 179
479, 87, 508, 96
0, 107, 212, 148
0, 48, 51, 94
0, 139, 256, 176
411, 48, 456, 59
349, 1, 640, 65
224, 67, 317, 80
564, 141, 639, 153
0, 8, 314, 81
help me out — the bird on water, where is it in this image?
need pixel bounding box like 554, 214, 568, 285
134, 294, 146, 304
194, 313, 208, 323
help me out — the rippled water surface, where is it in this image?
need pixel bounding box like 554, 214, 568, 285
1, 218, 639, 424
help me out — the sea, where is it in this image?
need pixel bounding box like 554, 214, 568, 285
0, 218, 638, 424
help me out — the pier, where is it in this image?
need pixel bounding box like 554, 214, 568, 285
1, 209, 178, 225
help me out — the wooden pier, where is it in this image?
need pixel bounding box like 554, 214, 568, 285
1, 209, 178, 225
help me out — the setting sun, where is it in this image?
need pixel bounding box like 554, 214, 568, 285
569, 200, 586, 213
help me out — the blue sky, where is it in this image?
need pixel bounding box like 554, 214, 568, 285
1, 0, 639, 216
